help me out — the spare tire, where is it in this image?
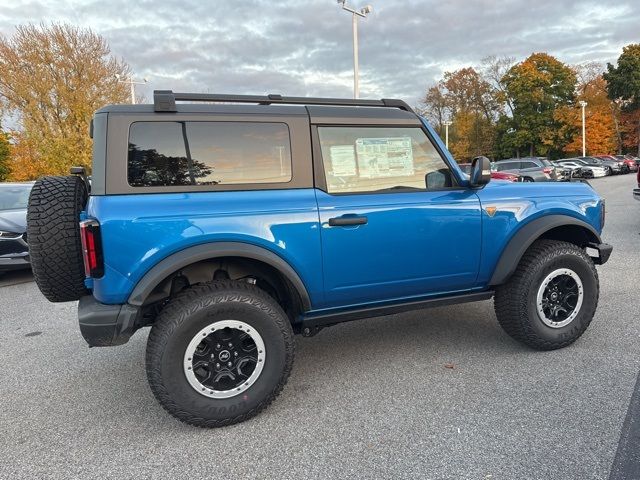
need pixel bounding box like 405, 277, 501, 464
27, 176, 88, 302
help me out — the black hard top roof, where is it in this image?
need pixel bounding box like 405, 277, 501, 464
95, 90, 419, 123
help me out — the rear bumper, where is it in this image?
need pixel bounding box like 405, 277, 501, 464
588, 242, 613, 265
78, 296, 140, 347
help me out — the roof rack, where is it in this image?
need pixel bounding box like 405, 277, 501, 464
153, 90, 414, 114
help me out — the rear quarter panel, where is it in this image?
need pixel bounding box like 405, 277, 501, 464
86, 189, 322, 305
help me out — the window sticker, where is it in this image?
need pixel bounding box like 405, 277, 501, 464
329, 145, 358, 177
355, 137, 414, 178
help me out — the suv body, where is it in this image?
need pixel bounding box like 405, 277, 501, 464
0, 182, 33, 272
492, 157, 557, 182
28, 91, 612, 427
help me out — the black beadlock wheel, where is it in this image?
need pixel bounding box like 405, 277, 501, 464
145, 281, 295, 428
27, 175, 88, 302
494, 239, 599, 350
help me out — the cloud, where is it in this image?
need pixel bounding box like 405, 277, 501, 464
1, 0, 639, 107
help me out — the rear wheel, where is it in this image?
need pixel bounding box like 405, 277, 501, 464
146, 281, 295, 427
494, 240, 599, 350
27, 176, 88, 302
522, 176, 534, 182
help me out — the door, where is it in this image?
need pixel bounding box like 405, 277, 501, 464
314, 125, 482, 308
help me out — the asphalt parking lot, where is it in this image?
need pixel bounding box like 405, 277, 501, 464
1, 174, 639, 480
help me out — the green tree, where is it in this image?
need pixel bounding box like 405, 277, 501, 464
0, 23, 130, 179
499, 53, 577, 158
604, 44, 640, 155
0, 128, 10, 181
421, 67, 501, 161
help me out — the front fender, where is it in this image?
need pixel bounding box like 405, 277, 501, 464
488, 215, 601, 286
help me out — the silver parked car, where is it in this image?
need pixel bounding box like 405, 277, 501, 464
492, 157, 557, 182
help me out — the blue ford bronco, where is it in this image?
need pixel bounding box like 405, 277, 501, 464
27, 91, 612, 427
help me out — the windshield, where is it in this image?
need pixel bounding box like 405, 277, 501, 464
0, 184, 33, 211
541, 159, 553, 166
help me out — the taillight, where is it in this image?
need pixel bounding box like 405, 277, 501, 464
79, 219, 104, 278
601, 199, 606, 229
543, 167, 553, 175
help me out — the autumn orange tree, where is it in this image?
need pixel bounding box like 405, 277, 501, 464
605, 44, 640, 155
0, 23, 131, 180
559, 74, 617, 156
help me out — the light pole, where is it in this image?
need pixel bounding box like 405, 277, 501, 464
337, 1, 373, 99
115, 74, 148, 104
443, 120, 453, 149
579, 100, 587, 157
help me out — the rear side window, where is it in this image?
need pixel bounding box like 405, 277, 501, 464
128, 122, 292, 187
496, 161, 517, 171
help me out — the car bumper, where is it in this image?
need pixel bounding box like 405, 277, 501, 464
588, 242, 613, 265
0, 252, 30, 271
78, 295, 141, 347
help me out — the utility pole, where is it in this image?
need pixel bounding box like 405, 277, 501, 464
337, 1, 373, 99
579, 101, 587, 157
116, 74, 148, 104
443, 120, 453, 149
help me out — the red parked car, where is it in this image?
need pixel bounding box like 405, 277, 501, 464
596, 155, 629, 173
615, 155, 639, 172
458, 163, 522, 182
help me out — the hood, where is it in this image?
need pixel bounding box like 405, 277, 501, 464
0, 208, 27, 234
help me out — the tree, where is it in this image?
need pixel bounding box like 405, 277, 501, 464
0, 128, 10, 181
604, 44, 640, 155
0, 23, 130, 178
499, 53, 577, 158
560, 75, 617, 156
421, 67, 501, 161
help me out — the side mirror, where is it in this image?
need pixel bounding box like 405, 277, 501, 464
425, 169, 452, 189
469, 156, 491, 188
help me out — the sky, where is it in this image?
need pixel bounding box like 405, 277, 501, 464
0, 0, 639, 107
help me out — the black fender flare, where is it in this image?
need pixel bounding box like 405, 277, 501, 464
127, 242, 312, 310
488, 215, 601, 286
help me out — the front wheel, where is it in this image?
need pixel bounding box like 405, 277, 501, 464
146, 281, 295, 427
494, 240, 599, 350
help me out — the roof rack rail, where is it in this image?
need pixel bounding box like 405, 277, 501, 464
153, 90, 414, 114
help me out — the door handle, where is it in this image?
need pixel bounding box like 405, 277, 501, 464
328, 215, 368, 227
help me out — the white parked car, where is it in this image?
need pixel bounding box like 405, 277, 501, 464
558, 159, 608, 178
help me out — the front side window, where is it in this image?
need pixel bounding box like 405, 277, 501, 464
128, 121, 292, 187
317, 126, 454, 194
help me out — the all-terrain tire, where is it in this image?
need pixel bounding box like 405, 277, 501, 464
146, 280, 295, 428
494, 239, 599, 350
27, 176, 88, 302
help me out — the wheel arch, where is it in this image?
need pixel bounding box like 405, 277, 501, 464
127, 242, 312, 311
489, 215, 601, 286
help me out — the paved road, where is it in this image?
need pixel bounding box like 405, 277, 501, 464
1, 174, 638, 480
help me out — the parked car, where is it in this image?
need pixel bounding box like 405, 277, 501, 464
594, 155, 629, 173
459, 163, 522, 182
558, 159, 608, 178
492, 157, 557, 181
550, 161, 573, 181
0, 182, 33, 273
576, 156, 616, 175
635, 165, 640, 201
27, 90, 612, 428
614, 155, 639, 172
